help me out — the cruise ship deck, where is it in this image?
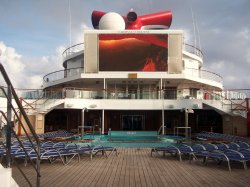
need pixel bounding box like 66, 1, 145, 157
13, 148, 250, 187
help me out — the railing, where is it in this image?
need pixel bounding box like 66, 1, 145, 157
185, 68, 223, 84
42, 67, 222, 85
19, 89, 44, 99
0, 63, 41, 187
224, 89, 250, 99
62, 43, 84, 58
0, 87, 43, 100
184, 43, 203, 59
61, 42, 201, 60
204, 89, 249, 117
43, 67, 83, 84
7, 85, 248, 104
38, 87, 228, 101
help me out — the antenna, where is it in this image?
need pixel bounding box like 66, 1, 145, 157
68, 0, 72, 51
195, 18, 202, 53
190, 2, 197, 49
187, 0, 202, 56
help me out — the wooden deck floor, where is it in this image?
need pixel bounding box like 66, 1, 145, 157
12, 148, 250, 187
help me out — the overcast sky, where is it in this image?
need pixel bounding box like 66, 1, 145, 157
0, 0, 250, 91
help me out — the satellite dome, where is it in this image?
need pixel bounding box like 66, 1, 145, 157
99, 12, 125, 30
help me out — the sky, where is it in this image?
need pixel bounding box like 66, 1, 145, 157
0, 0, 250, 91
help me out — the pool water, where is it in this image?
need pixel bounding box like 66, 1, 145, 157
81, 132, 185, 148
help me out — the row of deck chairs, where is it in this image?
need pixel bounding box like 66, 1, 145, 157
39, 141, 118, 160
37, 130, 75, 140
151, 142, 250, 171
0, 140, 118, 166
192, 131, 249, 142
0, 140, 80, 165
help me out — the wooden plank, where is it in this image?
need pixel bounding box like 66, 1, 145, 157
12, 148, 250, 187
100, 149, 120, 186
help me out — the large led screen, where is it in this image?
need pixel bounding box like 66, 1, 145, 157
99, 34, 168, 71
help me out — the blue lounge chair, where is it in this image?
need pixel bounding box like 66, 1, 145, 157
63, 143, 78, 151
235, 142, 250, 150
14, 148, 80, 165
151, 145, 182, 161
40, 141, 55, 149
213, 143, 229, 151
52, 142, 67, 150
178, 144, 198, 161
0, 147, 5, 162
202, 149, 248, 171
227, 142, 240, 150
202, 143, 219, 151
73, 144, 117, 160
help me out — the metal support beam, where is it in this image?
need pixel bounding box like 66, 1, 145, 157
184, 109, 189, 138
6, 85, 12, 168
161, 78, 165, 135
102, 110, 104, 134
81, 107, 88, 139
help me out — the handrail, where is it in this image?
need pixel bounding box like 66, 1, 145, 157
185, 68, 223, 84
22, 86, 246, 103
204, 89, 248, 112
0, 88, 39, 155
0, 62, 41, 187
62, 43, 84, 58
0, 64, 40, 144
184, 43, 203, 58
42, 67, 222, 85
0, 111, 41, 183
62, 42, 201, 59
157, 125, 166, 135
43, 67, 83, 84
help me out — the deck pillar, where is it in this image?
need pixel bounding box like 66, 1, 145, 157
102, 110, 104, 134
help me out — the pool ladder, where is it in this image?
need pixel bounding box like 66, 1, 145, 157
158, 126, 166, 135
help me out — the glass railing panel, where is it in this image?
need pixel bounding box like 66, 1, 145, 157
185, 68, 223, 84
43, 67, 83, 84
37, 87, 248, 102
163, 90, 177, 99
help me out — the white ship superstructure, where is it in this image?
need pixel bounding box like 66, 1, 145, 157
1, 10, 249, 137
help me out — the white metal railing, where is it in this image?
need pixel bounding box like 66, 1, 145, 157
184, 43, 203, 58
5, 86, 247, 102
43, 67, 83, 84
185, 68, 223, 84
62, 43, 201, 60
37, 87, 228, 101
42, 67, 222, 85
62, 43, 84, 58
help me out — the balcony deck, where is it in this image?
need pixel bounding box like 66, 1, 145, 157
12, 148, 250, 187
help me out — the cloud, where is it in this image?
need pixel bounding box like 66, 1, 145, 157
247, 49, 250, 64
0, 41, 64, 89
206, 60, 225, 71
237, 28, 250, 40
0, 41, 25, 88
22, 45, 65, 88
72, 23, 92, 44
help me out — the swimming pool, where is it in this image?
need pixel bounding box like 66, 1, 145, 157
82, 131, 185, 148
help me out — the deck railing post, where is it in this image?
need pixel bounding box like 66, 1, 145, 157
6, 84, 12, 168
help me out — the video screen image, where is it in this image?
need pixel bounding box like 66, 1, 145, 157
99, 34, 168, 71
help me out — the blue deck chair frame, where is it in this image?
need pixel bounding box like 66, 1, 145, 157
14, 148, 80, 166
74, 144, 118, 160
151, 145, 182, 161
201, 149, 248, 171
